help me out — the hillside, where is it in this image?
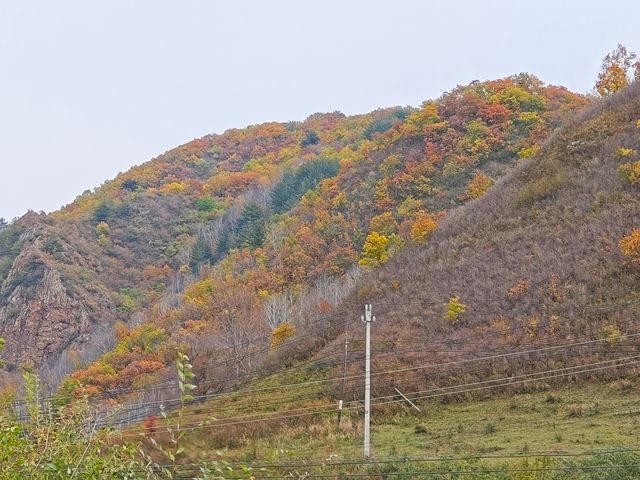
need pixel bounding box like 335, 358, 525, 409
107, 81, 640, 476
0, 74, 584, 396
95, 81, 640, 477
1, 73, 640, 479
331, 80, 640, 398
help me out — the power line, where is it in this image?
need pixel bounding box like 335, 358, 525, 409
18, 298, 640, 409
162, 446, 640, 471
100, 332, 640, 428
93, 322, 640, 427
115, 355, 640, 437
242, 463, 640, 479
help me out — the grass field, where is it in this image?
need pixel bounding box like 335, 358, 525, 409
146, 358, 639, 475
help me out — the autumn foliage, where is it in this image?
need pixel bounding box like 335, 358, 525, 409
620, 161, 640, 186
466, 171, 494, 199
359, 232, 391, 268
595, 44, 640, 96
270, 322, 296, 348
444, 296, 466, 325
28, 74, 587, 397
410, 213, 438, 243
620, 229, 640, 265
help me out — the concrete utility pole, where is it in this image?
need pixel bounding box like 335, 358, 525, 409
362, 303, 375, 458
338, 327, 349, 427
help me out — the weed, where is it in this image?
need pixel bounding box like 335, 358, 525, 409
546, 393, 562, 403
483, 423, 497, 435
414, 424, 428, 434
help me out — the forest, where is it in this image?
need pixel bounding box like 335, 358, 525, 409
0, 45, 639, 479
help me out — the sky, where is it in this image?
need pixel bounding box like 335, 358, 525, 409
0, 0, 639, 221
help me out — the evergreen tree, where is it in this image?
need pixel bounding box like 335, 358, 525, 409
92, 202, 112, 223
189, 236, 213, 273
242, 221, 265, 249
270, 170, 296, 213
213, 228, 231, 261
121, 179, 139, 191
236, 202, 265, 249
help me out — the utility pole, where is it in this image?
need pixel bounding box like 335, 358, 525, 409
338, 327, 349, 427
362, 303, 375, 458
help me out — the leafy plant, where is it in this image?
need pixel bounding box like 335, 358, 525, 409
0, 372, 141, 479
620, 229, 640, 264
595, 43, 640, 96
271, 322, 296, 348
359, 232, 390, 268
619, 160, 640, 186
444, 296, 466, 325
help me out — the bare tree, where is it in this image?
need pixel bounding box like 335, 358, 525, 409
264, 289, 294, 329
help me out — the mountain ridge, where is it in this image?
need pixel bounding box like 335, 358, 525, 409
0, 75, 586, 396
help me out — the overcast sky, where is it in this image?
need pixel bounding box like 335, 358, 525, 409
1, 0, 638, 221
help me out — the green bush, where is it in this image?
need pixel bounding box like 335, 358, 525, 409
516, 171, 566, 207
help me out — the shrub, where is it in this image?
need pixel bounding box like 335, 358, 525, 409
546, 393, 562, 403
410, 213, 438, 243
518, 145, 540, 159
601, 324, 623, 345
42, 237, 63, 255
619, 161, 640, 186
196, 196, 218, 212
0, 372, 143, 478
95, 221, 110, 236
119, 287, 142, 313
159, 181, 190, 194
466, 171, 494, 199
183, 278, 216, 308
370, 212, 397, 236
566, 404, 585, 418
620, 229, 640, 264
516, 170, 566, 206
414, 424, 428, 434
271, 322, 296, 348
617, 147, 635, 158
483, 423, 497, 434
507, 279, 532, 298
444, 296, 466, 325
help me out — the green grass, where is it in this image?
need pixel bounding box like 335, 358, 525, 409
133, 357, 640, 478
171, 377, 640, 466
371, 383, 639, 459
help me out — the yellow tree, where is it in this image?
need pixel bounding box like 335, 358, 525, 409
359, 232, 390, 268
620, 161, 640, 186
620, 229, 640, 265
595, 44, 640, 96
466, 171, 494, 199
271, 322, 296, 348
444, 296, 466, 325
410, 212, 438, 243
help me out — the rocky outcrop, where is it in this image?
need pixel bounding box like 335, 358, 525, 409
0, 227, 98, 369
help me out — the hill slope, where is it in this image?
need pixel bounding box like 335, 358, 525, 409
323, 81, 640, 400
117, 82, 640, 471
0, 75, 585, 396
